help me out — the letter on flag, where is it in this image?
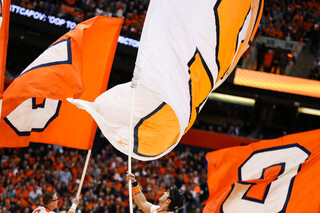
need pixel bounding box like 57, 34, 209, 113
204, 129, 320, 213
0, 0, 10, 100
69, 0, 264, 160
0, 16, 123, 149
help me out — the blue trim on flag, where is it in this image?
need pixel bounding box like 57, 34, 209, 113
4, 98, 62, 136
242, 162, 285, 204
213, 0, 221, 78
186, 49, 214, 132
19, 38, 72, 76
249, 0, 263, 45
133, 102, 178, 158
0, 0, 3, 17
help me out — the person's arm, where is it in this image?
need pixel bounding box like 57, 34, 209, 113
126, 173, 152, 213
67, 197, 80, 213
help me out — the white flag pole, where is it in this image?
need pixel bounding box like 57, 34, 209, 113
70, 149, 92, 210
128, 84, 136, 213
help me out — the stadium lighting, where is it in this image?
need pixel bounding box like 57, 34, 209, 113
209, 93, 255, 106
298, 107, 320, 116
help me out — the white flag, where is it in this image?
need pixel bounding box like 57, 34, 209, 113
69, 0, 264, 161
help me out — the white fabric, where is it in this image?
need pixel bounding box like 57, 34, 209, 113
68, 0, 260, 161
150, 204, 173, 213
21, 40, 69, 75
32, 206, 54, 213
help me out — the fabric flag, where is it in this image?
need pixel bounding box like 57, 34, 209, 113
68, 0, 264, 160
204, 129, 320, 213
0, 16, 123, 149
0, 0, 11, 105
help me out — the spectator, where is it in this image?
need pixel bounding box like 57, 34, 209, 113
270, 47, 282, 74
309, 59, 320, 80
57, 167, 73, 187
256, 42, 267, 71
263, 49, 274, 73
29, 186, 42, 205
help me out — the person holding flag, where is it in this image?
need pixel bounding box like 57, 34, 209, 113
126, 172, 185, 213
32, 192, 80, 213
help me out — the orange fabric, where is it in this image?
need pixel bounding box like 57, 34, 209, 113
22, 190, 29, 199
12, 175, 21, 184
264, 26, 276, 37
46, 185, 53, 192
193, 185, 201, 197
28, 185, 34, 192
135, 103, 180, 156
0, 0, 10, 98
64, 0, 76, 5
58, 198, 63, 208
263, 52, 274, 67
28, 157, 35, 166
0, 186, 5, 195
215, 0, 263, 82
204, 129, 320, 213
153, 207, 170, 213
157, 188, 166, 198
31, 204, 37, 210
0, 16, 123, 149
118, 165, 126, 174
132, 185, 141, 195
185, 51, 213, 132
19, 198, 29, 208
183, 173, 190, 182
159, 167, 166, 176
15, 187, 22, 197
14, 156, 20, 165
25, 170, 34, 179
55, 162, 64, 171
303, 21, 313, 31
84, 176, 94, 186
60, 4, 75, 14
274, 29, 283, 39
115, 182, 122, 191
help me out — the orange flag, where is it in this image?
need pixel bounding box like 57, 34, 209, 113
0, 16, 123, 149
0, 0, 11, 98
204, 129, 320, 213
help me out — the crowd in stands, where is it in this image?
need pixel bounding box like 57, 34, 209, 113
10, 0, 320, 80
193, 100, 254, 138
0, 142, 208, 213
12, 0, 150, 40
12, 0, 320, 42
309, 55, 320, 80
240, 0, 320, 78
260, 0, 319, 42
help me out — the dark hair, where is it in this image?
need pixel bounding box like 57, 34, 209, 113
168, 185, 185, 211
43, 192, 55, 205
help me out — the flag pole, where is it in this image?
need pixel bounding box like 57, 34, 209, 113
0, 0, 12, 118
70, 149, 92, 210
128, 84, 136, 213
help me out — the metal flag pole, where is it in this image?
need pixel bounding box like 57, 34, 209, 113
128, 84, 136, 213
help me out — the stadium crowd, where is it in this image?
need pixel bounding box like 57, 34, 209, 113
12, 0, 320, 42
244, 0, 320, 76
260, 0, 319, 42
10, 0, 320, 79
0, 142, 208, 213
